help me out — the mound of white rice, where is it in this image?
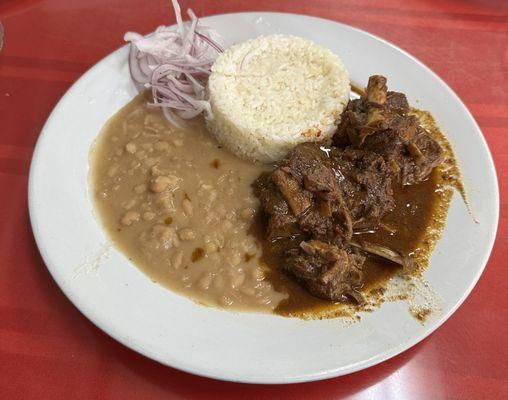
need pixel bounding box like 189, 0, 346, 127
206, 34, 350, 162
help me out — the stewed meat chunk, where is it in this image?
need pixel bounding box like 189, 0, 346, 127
254, 143, 353, 241
333, 75, 444, 185
287, 240, 365, 302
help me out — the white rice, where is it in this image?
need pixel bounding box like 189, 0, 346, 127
206, 34, 350, 162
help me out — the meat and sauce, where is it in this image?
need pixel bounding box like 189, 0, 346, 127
254, 76, 446, 304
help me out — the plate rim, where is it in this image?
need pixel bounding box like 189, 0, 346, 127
28, 11, 500, 384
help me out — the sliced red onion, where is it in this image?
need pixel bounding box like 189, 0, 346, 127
124, 0, 223, 126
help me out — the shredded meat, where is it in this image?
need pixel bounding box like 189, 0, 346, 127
254, 75, 444, 303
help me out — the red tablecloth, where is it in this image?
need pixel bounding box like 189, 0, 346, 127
1, 0, 507, 399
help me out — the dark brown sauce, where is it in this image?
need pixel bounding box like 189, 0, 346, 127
357, 169, 439, 274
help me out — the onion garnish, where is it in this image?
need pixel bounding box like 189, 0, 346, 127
124, 0, 223, 126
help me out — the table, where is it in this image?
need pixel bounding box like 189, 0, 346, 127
1, 0, 507, 398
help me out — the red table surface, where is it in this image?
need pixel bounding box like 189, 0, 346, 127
1, 0, 507, 399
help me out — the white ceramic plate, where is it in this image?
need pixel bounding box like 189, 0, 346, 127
29, 13, 499, 384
